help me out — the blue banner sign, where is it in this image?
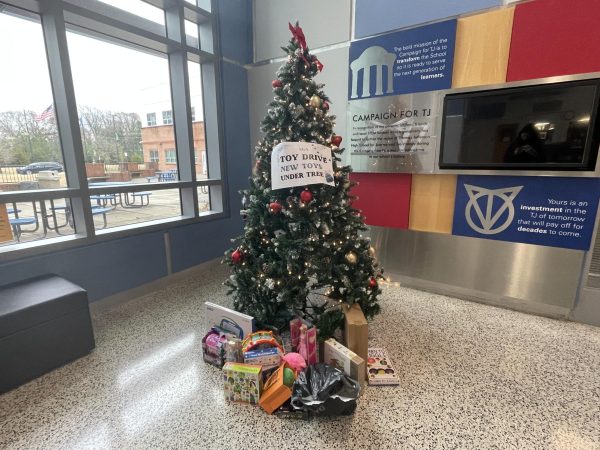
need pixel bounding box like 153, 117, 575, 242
452, 175, 600, 251
348, 20, 456, 100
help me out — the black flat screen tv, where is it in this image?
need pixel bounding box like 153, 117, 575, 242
439, 78, 600, 170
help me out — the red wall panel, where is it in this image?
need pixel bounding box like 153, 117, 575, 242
350, 173, 411, 229
507, 0, 600, 81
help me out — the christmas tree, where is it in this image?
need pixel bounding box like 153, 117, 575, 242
224, 23, 383, 340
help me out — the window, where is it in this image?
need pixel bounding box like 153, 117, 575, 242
0, 11, 64, 196
188, 61, 208, 180
0, 0, 222, 255
147, 112, 156, 127
68, 30, 177, 181
97, 0, 165, 25
165, 149, 177, 164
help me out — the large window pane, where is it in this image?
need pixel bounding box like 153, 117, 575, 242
0, 12, 65, 194
188, 61, 208, 179
197, 186, 210, 213
67, 31, 178, 184
0, 198, 76, 246
89, 188, 182, 231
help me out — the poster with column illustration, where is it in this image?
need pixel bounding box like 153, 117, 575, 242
347, 20, 456, 173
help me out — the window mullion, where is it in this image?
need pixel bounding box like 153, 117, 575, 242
166, 3, 198, 218
40, 0, 95, 238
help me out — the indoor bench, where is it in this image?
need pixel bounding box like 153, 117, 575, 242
0, 275, 95, 394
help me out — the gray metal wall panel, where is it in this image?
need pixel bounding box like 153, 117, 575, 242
253, 0, 351, 62
369, 226, 584, 313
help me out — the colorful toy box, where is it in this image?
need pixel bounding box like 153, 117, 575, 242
259, 363, 298, 414
367, 348, 399, 386
298, 324, 318, 365
243, 347, 282, 381
323, 338, 366, 386
223, 362, 263, 405
205, 302, 255, 339
289, 318, 304, 351
202, 327, 230, 368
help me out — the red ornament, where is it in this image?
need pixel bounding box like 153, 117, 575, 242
231, 249, 243, 264
331, 135, 342, 147
322, 101, 330, 111
300, 189, 313, 204
369, 277, 377, 288
269, 201, 282, 213
272, 79, 282, 88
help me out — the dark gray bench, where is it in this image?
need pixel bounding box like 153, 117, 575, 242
0, 275, 95, 393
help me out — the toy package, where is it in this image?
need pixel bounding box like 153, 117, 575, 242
243, 347, 282, 381
323, 338, 365, 385
223, 362, 263, 405
241, 330, 284, 354
205, 302, 255, 339
202, 327, 230, 368
259, 363, 298, 414
298, 324, 318, 365
289, 318, 303, 351
367, 348, 399, 386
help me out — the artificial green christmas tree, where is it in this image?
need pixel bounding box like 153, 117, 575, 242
224, 23, 383, 340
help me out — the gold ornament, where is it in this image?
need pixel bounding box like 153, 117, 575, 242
309, 95, 322, 108
345, 251, 357, 264
369, 246, 376, 257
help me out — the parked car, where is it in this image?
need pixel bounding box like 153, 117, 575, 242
16, 162, 64, 174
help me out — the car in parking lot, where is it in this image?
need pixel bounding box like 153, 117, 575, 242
16, 162, 64, 174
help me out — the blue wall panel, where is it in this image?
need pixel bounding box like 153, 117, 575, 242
171, 61, 251, 273
0, 232, 168, 301
354, 0, 500, 38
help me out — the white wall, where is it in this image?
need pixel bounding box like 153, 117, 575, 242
253, 0, 352, 62
249, 1, 352, 163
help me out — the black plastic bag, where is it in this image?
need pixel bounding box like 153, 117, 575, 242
290, 364, 360, 416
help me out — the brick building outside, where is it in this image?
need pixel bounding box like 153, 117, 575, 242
140, 121, 207, 178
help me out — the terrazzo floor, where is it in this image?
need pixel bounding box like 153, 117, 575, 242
1, 262, 600, 449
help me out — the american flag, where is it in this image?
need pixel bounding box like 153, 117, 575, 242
35, 104, 54, 122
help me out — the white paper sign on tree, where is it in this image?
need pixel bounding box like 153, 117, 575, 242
271, 142, 335, 190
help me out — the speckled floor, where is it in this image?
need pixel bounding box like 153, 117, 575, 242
1, 262, 600, 450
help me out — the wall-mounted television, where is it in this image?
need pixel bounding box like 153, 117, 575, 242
439, 79, 600, 170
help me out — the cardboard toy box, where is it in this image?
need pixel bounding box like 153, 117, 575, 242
205, 302, 255, 339
343, 303, 368, 379
323, 338, 366, 386
367, 348, 399, 386
258, 363, 297, 415
223, 362, 263, 405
